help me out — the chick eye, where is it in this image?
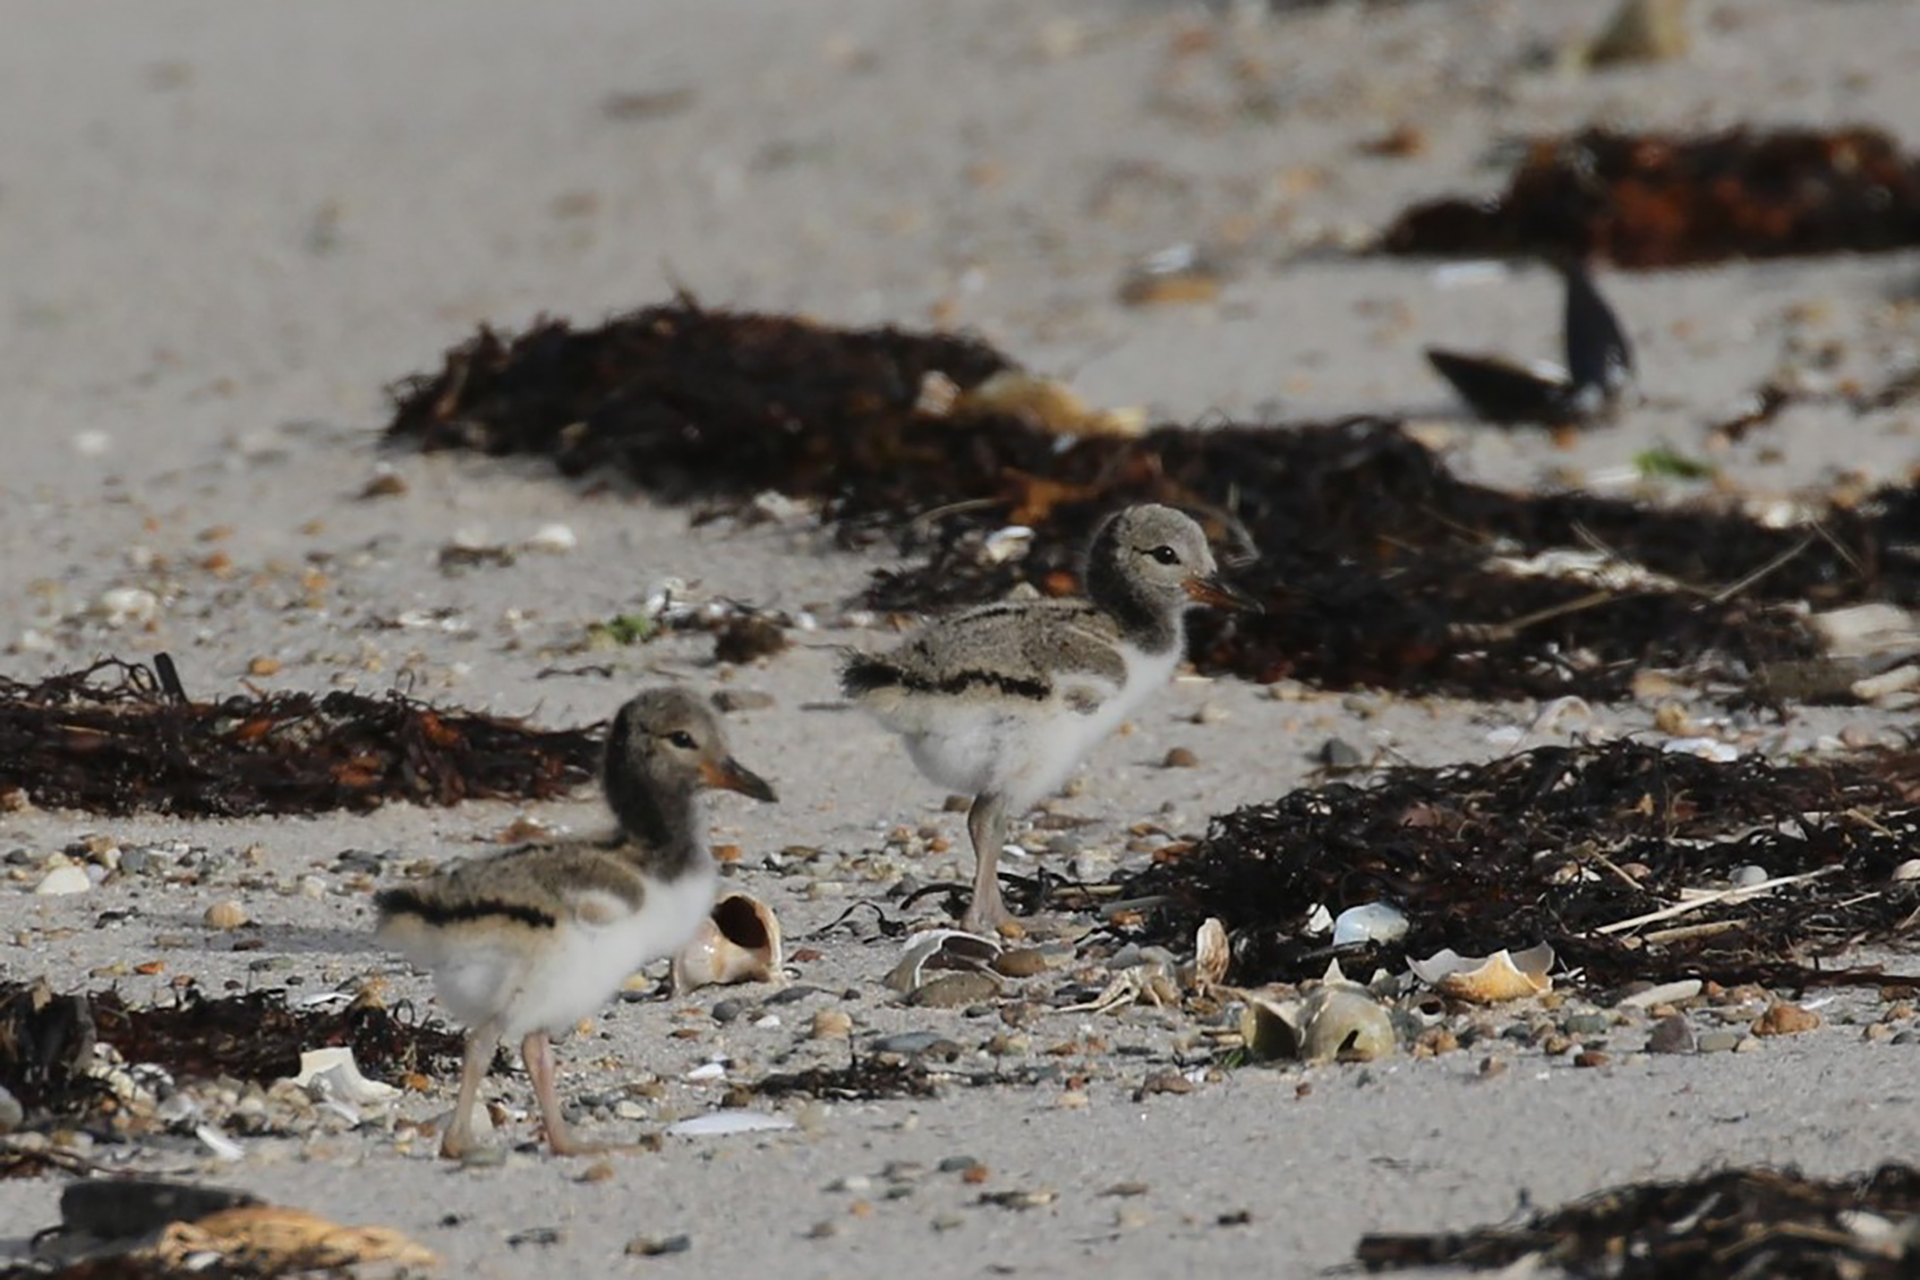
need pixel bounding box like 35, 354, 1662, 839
1148, 545, 1180, 566
666, 730, 698, 750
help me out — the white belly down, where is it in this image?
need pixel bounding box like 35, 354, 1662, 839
427, 867, 717, 1039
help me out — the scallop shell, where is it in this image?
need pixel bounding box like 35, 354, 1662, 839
1410, 943, 1554, 1003
671, 892, 785, 994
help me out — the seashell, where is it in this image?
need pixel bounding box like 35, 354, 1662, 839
194, 1123, 245, 1162
952, 370, 1144, 439
671, 893, 784, 994
1586, 0, 1690, 67
665, 1109, 795, 1138
154, 1206, 438, 1271
1891, 859, 1920, 883
1238, 981, 1395, 1063
1189, 917, 1229, 990
883, 928, 1001, 995
286, 1047, 399, 1107
981, 526, 1035, 564
1410, 944, 1555, 1003
1331, 901, 1408, 948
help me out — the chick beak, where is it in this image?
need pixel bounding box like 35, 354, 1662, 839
702, 757, 778, 803
1183, 574, 1262, 613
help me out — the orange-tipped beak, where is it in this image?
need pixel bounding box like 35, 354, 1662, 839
702, 758, 778, 802
1183, 574, 1261, 612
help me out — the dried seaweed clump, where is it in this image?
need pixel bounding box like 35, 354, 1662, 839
1357, 1164, 1920, 1278
0, 980, 465, 1121
1383, 126, 1920, 267
1124, 740, 1920, 991
386, 302, 1920, 702
0, 659, 599, 816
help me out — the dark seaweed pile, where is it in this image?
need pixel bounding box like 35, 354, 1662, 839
0, 658, 600, 817
0, 981, 465, 1122
1383, 126, 1920, 267
1357, 1164, 1920, 1278
1121, 739, 1920, 991
386, 300, 1920, 703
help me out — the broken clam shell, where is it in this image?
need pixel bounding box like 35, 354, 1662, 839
883, 928, 1001, 995
286, 1047, 399, 1107
1238, 982, 1395, 1063
1331, 901, 1409, 948
672, 892, 785, 994
1409, 944, 1554, 1003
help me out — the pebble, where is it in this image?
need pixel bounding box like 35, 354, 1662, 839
204, 900, 249, 931
810, 1010, 853, 1040
1318, 737, 1364, 769
1564, 1013, 1612, 1037
1572, 1050, 1609, 1069
712, 689, 776, 713
938, 1155, 982, 1174
907, 972, 1000, 1009
992, 948, 1053, 978
0, 1084, 22, 1132
1162, 747, 1198, 769
33, 865, 91, 896
625, 1235, 691, 1258
711, 999, 749, 1024
1752, 1002, 1821, 1037
871, 1032, 959, 1058
1645, 1015, 1695, 1054
1697, 1029, 1743, 1053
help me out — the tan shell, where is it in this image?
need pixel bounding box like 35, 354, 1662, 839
1239, 982, 1395, 1063
671, 892, 785, 994
1410, 944, 1554, 1004
950, 371, 1145, 439
155, 1206, 438, 1270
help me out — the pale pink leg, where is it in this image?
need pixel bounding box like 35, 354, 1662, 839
522, 1030, 604, 1157
962, 794, 1014, 934
440, 1020, 499, 1160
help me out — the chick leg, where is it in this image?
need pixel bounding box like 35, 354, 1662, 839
962, 792, 1014, 934
522, 1030, 604, 1157
439, 1020, 500, 1160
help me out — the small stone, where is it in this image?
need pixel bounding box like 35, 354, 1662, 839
1696, 1029, 1743, 1053
992, 948, 1052, 978
938, 1155, 982, 1175
711, 689, 776, 713
711, 998, 749, 1024
1572, 1050, 1609, 1068
203, 900, 249, 931
33, 865, 91, 896
0, 1084, 22, 1133
907, 972, 1000, 1009
1645, 1015, 1696, 1054
524, 524, 577, 554
247, 657, 281, 677
810, 1010, 852, 1040
871, 1031, 957, 1057
1564, 1013, 1612, 1036
806, 1221, 837, 1240
1318, 737, 1364, 769
359, 471, 407, 499
829, 1174, 871, 1193
1752, 1002, 1821, 1037
1162, 747, 1198, 769
625, 1234, 691, 1258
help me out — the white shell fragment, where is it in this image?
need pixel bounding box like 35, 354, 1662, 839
1331, 902, 1409, 948
195, 1123, 245, 1162
672, 892, 785, 994
666, 1109, 796, 1138
33, 864, 92, 896
1660, 737, 1740, 763
1410, 944, 1555, 1003
286, 1048, 400, 1106
522, 523, 578, 554
1616, 979, 1702, 1010
1238, 981, 1395, 1063
1188, 918, 1229, 991
883, 929, 1001, 995
981, 525, 1035, 564
95, 587, 161, 628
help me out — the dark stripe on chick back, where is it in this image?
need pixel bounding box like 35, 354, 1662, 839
375, 886, 555, 931
842, 656, 1050, 702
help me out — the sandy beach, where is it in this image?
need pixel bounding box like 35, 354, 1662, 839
4, 1, 1920, 1275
